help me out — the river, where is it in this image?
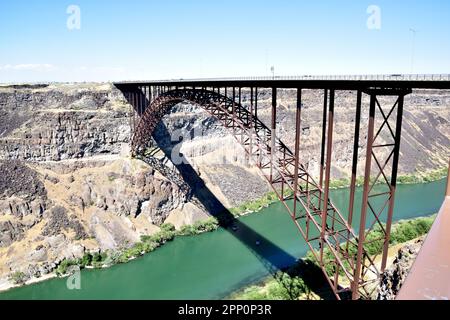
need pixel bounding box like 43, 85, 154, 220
0, 179, 446, 300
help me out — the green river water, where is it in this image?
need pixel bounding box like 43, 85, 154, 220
0, 179, 446, 300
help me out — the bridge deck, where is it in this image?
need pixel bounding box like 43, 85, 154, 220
114, 75, 450, 90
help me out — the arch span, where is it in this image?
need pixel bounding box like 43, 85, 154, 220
131, 88, 378, 299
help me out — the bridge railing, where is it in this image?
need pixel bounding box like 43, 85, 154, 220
136, 74, 450, 83
397, 158, 450, 300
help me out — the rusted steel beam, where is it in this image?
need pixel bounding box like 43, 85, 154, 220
320, 89, 335, 263
249, 87, 254, 163
270, 87, 277, 183
381, 94, 405, 271
249, 87, 254, 127
319, 89, 328, 193
353, 93, 376, 300
255, 87, 258, 119
293, 88, 302, 218
132, 91, 137, 134
233, 87, 236, 132
238, 87, 242, 118
348, 90, 362, 229
139, 87, 144, 116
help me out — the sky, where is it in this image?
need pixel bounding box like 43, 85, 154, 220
0, 0, 449, 82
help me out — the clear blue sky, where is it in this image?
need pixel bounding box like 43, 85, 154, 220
1, 0, 449, 82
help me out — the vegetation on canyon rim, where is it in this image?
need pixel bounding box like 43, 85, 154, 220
230, 215, 436, 300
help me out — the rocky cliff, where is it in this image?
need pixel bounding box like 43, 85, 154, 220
0, 84, 211, 285
377, 238, 424, 300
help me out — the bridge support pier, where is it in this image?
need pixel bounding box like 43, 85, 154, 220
293, 88, 302, 217
270, 88, 277, 183
348, 91, 362, 241
352, 88, 411, 299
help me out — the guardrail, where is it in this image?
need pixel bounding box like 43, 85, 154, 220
397, 158, 450, 300
118, 74, 450, 83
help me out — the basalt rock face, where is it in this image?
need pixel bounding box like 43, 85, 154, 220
0, 84, 130, 161
0, 220, 27, 248
0, 160, 47, 219
0, 160, 47, 248
377, 239, 424, 300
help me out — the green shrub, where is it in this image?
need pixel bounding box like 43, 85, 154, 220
229, 191, 281, 216
9, 271, 28, 285
160, 223, 176, 232
79, 253, 93, 268
56, 259, 78, 276
150, 229, 175, 244
140, 235, 152, 242
128, 245, 143, 258
105, 251, 122, 265
179, 224, 196, 236
142, 241, 159, 253
232, 271, 311, 300
118, 253, 130, 264
306, 215, 436, 277
92, 252, 102, 263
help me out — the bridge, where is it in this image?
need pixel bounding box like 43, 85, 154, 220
114, 75, 450, 300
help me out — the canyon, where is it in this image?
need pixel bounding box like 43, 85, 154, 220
0, 83, 449, 289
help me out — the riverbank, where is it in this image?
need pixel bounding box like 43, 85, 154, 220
0, 218, 220, 293
328, 166, 448, 189
228, 215, 436, 300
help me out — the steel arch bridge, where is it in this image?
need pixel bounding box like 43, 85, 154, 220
115, 76, 450, 300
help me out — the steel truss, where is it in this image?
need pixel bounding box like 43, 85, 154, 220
122, 85, 411, 300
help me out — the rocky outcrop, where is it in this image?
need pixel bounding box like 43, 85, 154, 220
0, 220, 26, 247
377, 238, 424, 300
41, 206, 88, 240
0, 160, 47, 219
0, 84, 130, 161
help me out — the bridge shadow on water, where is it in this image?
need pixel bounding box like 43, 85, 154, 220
143, 121, 335, 300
